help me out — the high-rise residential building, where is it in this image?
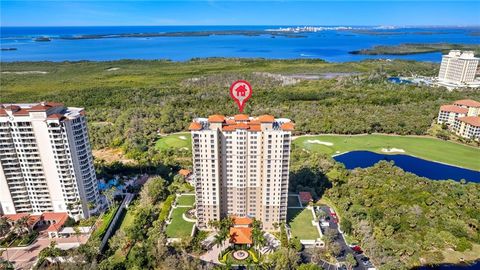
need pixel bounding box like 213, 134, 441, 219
438, 50, 479, 84
0, 102, 100, 219
189, 114, 293, 231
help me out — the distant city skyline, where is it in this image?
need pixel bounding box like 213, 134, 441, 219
1, 1, 479, 27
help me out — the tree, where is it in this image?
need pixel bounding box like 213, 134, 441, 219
108, 230, 127, 251
139, 176, 168, 205
267, 247, 300, 270
73, 226, 82, 245
289, 237, 303, 252
296, 263, 323, 270
0, 217, 10, 237
251, 219, 266, 250
13, 216, 30, 236
345, 253, 357, 270
104, 186, 117, 209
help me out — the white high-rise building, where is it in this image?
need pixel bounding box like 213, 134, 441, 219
438, 50, 479, 83
189, 114, 293, 231
0, 102, 100, 219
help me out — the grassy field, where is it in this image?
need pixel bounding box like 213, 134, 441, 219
288, 208, 320, 240
176, 194, 195, 206
294, 134, 480, 171
155, 133, 191, 151
165, 207, 195, 239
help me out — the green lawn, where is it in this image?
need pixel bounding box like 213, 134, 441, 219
288, 195, 301, 207
165, 207, 195, 239
155, 133, 191, 151
294, 134, 480, 171
119, 208, 135, 232
177, 194, 195, 206
288, 208, 320, 240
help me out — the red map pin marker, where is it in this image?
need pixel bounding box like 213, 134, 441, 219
230, 80, 252, 113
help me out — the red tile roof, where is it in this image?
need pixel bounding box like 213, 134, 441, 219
439, 105, 468, 114
232, 216, 253, 226
0, 109, 7, 116
12, 109, 30, 116
179, 169, 191, 177
28, 102, 64, 112
454, 99, 480, 108
3, 213, 42, 227
257, 115, 275, 123
229, 227, 252, 244
299, 192, 313, 203
188, 122, 202, 131
281, 122, 295, 131
41, 212, 69, 232
208, 115, 226, 123
234, 114, 249, 121
458, 116, 480, 127
47, 113, 64, 120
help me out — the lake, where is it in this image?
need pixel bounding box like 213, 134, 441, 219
414, 261, 480, 270
334, 151, 480, 182
1, 26, 479, 62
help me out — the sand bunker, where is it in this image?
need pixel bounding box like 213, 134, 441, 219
307, 140, 334, 146
106, 67, 120, 71
2, 71, 48, 74
179, 136, 187, 140
381, 148, 405, 153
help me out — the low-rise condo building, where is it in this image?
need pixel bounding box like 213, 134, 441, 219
438, 50, 479, 84
453, 116, 480, 141
437, 99, 480, 141
0, 102, 100, 219
189, 114, 293, 231
453, 99, 480, 116
437, 105, 468, 125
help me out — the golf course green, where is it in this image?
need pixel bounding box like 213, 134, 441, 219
294, 134, 479, 171
155, 133, 191, 151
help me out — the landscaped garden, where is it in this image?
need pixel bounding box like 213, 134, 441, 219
165, 207, 196, 238
218, 246, 261, 265
288, 208, 320, 240
0, 216, 39, 248
294, 134, 480, 170
90, 205, 120, 241
176, 194, 195, 206
155, 133, 191, 151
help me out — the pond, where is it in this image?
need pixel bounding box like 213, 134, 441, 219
414, 260, 480, 270
333, 151, 480, 183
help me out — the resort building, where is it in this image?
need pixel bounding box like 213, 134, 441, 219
189, 114, 293, 231
453, 116, 480, 141
453, 99, 480, 117
437, 105, 468, 125
0, 102, 100, 219
438, 50, 479, 84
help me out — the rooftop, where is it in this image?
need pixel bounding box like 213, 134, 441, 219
229, 227, 253, 244
232, 216, 253, 226
458, 116, 480, 127
189, 114, 294, 132
0, 102, 84, 120
439, 105, 468, 114
454, 99, 480, 108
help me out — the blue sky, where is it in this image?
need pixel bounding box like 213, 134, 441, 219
1, 1, 479, 27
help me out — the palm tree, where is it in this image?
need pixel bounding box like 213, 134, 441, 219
0, 217, 11, 238
251, 219, 266, 251
213, 233, 224, 248
14, 216, 30, 237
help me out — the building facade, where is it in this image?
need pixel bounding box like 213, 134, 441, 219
437, 105, 468, 125
0, 102, 100, 219
438, 50, 479, 84
453, 116, 480, 141
189, 114, 293, 231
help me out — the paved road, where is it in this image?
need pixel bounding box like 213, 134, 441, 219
318, 205, 374, 270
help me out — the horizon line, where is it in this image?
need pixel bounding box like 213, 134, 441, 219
2, 24, 480, 28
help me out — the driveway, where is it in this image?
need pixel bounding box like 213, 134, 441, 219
318, 205, 373, 270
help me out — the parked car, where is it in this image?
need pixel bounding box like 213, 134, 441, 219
351, 245, 363, 254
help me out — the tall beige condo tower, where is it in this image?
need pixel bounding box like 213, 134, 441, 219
0, 102, 100, 219
438, 50, 479, 83
189, 114, 293, 230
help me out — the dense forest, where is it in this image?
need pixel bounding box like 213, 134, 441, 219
2, 58, 480, 162
324, 161, 480, 269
